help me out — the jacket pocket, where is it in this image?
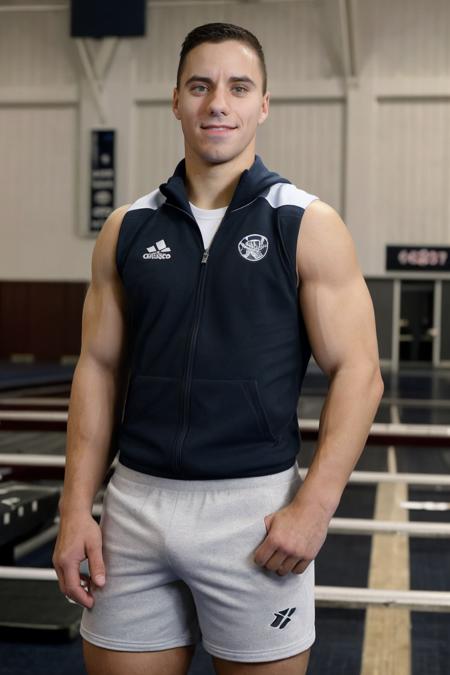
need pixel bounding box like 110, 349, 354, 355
120, 374, 180, 450
187, 377, 277, 449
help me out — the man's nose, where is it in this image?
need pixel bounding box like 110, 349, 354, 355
207, 87, 231, 115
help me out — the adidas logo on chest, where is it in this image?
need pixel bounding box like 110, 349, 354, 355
143, 239, 171, 260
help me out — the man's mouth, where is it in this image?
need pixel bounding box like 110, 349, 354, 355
201, 125, 237, 135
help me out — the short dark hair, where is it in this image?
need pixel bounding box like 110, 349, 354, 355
176, 22, 267, 95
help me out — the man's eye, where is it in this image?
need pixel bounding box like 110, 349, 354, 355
191, 85, 248, 93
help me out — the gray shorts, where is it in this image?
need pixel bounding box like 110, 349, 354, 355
80, 461, 315, 663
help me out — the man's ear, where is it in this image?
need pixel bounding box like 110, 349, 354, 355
258, 91, 270, 125
172, 87, 180, 120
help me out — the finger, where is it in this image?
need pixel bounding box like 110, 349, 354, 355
64, 563, 94, 609
65, 584, 92, 607
263, 550, 288, 572
275, 556, 299, 576
53, 561, 66, 595
264, 514, 273, 533
254, 540, 276, 567
86, 541, 106, 587
292, 559, 311, 575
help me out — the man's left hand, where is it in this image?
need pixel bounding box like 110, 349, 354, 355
253, 499, 332, 576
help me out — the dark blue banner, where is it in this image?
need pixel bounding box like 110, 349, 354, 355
90, 129, 115, 233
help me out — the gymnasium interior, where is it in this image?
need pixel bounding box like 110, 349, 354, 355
0, 0, 449, 673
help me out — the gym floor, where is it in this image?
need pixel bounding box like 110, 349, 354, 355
0, 361, 449, 674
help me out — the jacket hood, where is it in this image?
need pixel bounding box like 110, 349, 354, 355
158, 154, 291, 215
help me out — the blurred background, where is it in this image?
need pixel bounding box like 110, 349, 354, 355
0, 0, 449, 368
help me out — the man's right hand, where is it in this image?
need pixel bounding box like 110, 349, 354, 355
52, 511, 106, 609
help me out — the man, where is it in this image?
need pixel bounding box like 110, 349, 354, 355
53, 22, 384, 675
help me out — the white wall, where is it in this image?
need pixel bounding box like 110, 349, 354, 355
0, 0, 449, 280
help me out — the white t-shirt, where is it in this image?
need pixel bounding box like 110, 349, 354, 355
189, 201, 228, 250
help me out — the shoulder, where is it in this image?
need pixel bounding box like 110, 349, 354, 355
126, 187, 166, 213
92, 204, 132, 282
91, 188, 165, 282
264, 182, 319, 211
299, 199, 346, 236
96, 203, 131, 247
297, 199, 359, 282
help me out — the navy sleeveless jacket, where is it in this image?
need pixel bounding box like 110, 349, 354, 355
115, 154, 319, 479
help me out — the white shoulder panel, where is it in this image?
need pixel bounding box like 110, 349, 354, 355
263, 183, 319, 210
127, 188, 166, 212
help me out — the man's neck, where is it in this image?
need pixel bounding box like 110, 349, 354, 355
184, 150, 255, 210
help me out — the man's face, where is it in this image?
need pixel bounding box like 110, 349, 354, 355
173, 40, 269, 165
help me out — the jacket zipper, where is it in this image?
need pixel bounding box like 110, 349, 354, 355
165, 202, 228, 474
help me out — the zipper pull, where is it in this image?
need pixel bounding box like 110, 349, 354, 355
201, 249, 209, 264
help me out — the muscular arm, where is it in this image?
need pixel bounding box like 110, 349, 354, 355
293, 199, 384, 515
254, 200, 384, 574
58, 203, 131, 516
